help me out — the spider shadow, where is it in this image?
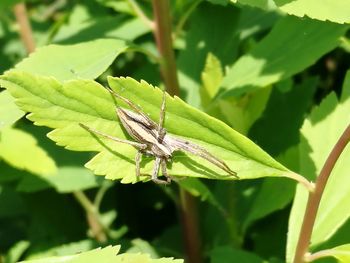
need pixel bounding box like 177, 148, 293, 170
170, 152, 232, 179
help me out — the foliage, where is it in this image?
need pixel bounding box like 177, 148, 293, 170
0, 1, 350, 263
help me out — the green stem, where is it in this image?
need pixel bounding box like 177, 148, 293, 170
173, 0, 201, 39
127, 0, 154, 29
293, 124, 350, 263
151, 1, 202, 262
73, 191, 108, 243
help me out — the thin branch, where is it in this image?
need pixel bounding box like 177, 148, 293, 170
73, 191, 108, 243
179, 189, 202, 263
13, 3, 35, 54
285, 172, 315, 192
293, 124, 350, 263
151, 1, 202, 262
151, 0, 180, 97
94, 181, 113, 209
127, 0, 155, 30
173, 0, 201, 39
304, 250, 334, 262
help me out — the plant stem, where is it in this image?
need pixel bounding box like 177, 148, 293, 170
73, 191, 108, 243
179, 190, 202, 263
293, 124, 350, 263
151, 1, 201, 262
13, 3, 35, 54
151, 0, 180, 96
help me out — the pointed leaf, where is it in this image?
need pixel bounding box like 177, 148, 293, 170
221, 16, 347, 97
13, 39, 129, 81
1, 71, 293, 183
231, 0, 350, 24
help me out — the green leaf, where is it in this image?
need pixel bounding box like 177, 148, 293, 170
16, 167, 100, 193
221, 16, 347, 97
200, 53, 223, 105
0, 90, 25, 130
4, 240, 30, 263
1, 71, 293, 183
287, 72, 350, 262
249, 77, 317, 156
231, 0, 350, 24
210, 246, 264, 263
0, 127, 57, 176
177, 3, 240, 107
178, 178, 224, 212
314, 244, 350, 262
53, 15, 150, 44
0, 0, 21, 8
13, 39, 129, 81
0, 186, 27, 218
19, 245, 183, 263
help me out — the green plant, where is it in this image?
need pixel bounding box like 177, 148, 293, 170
0, 1, 350, 263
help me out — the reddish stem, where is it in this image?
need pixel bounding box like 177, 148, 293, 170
293, 124, 350, 263
13, 3, 36, 54
151, 1, 202, 262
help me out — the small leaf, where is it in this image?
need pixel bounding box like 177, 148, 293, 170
0, 127, 57, 176
0, 90, 24, 130
16, 167, 100, 193
220, 16, 347, 97
177, 3, 240, 107
201, 53, 223, 104
13, 39, 129, 81
231, 0, 350, 24
1, 71, 293, 183
18, 245, 183, 263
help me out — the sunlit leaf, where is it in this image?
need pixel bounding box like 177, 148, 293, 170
19, 245, 183, 263
13, 39, 129, 81
0, 71, 294, 184
220, 16, 347, 97
231, 0, 350, 24
0, 127, 57, 176
0, 90, 24, 130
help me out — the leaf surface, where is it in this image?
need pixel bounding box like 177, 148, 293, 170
0, 127, 57, 176
0, 90, 24, 130
13, 39, 129, 81
231, 0, 350, 24
1, 71, 292, 183
221, 16, 347, 97
19, 245, 183, 263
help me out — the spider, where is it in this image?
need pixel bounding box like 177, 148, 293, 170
80, 86, 238, 184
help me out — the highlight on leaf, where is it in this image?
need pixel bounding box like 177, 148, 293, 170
0, 70, 300, 184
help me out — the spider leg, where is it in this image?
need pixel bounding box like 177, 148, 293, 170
105, 87, 155, 126
151, 157, 170, 185
79, 123, 147, 150
157, 90, 167, 142
161, 159, 172, 183
135, 150, 142, 182
168, 136, 238, 178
